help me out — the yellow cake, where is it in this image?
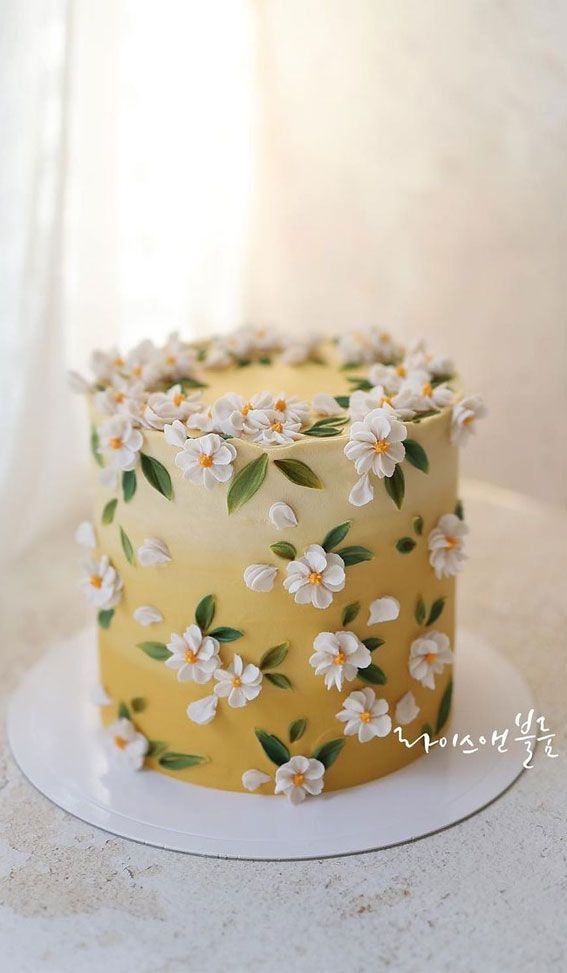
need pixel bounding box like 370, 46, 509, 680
72, 326, 485, 803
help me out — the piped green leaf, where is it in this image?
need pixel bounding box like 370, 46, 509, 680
259, 642, 289, 671
361, 637, 384, 652
227, 453, 268, 514
195, 594, 215, 633
117, 701, 130, 720
140, 453, 173, 500
101, 498, 118, 525
346, 376, 373, 391
158, 752, 207, 770
119, 526, 135, 565
384, 465, 405, 509
303, 416, 349, 438
336, 545, 374, 566
412, 514, 424, 536
90, 426, 103, 467
270, 541, 297, 560
179, 376, 208, 390
130, 697, 147, 713
358, 663, 387, 685
415, 596, 426, 625
265, 672, 293, 690
341, 602, 360, 626
312, 738, 345, 769
138, 641, 172, 661
322, 521, 352, 552
404, 439, 430, 474
426, 597, 446, 626
334, 395, 350, 408
98, 609, 114, 629
289, 718, 307, 743
454, 499, 465, 521
122, 469, 137, 503
435, 680, 453, 733
274, 458, 323, 489
255, 729, 290, 766
147, 739, 168, 757
208, 626, 243, 643
396, 537, 416, 554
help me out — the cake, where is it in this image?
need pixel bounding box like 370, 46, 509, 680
72, 326, 485, 804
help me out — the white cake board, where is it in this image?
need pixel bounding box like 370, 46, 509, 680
7, 629, 534, 860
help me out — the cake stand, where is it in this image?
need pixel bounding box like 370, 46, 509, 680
6, 629, 534, 860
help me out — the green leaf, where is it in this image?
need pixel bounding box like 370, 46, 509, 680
312, 738, 345, 770
454, 499, 465, 521
259, 642, 289, 671
97, 609, 114, 629
412, 514, 424, 536
341, 601, 360, 626
321, 520, 352, 552
396, 536, 416, 554
404, 439, 430, 474
426, 597, 446, 626
101, 498, 118, 525
130, 697, 147, 713
336, 545, 374, 566
270, 541, 297, 560
410, 409, 439, 423
303, 416, 349, 438
227, 453, 268, 514
207, 626, 243, 643
435, 680, 453, 733
147, 739, 168, 757
274, 458, 324, 489
90, 426, 103, 467
255, 729, 290, 766
138, 641, 171, 661
179, 376, 208, 390
119, 525, 135, 565
258, 355, 272, 365
265, 672, 293, 690
195, 594, 215, 633
140, 452, 173, 501
122, 469, 137, 503
158, 752, 207, 770
384, 465, 405, 509
358, 663, 387, 685
289, 718, 307, 743
346, 376, 373, 391
361, 637, 384, 652
421, 723, 434, 747
415, 596, 426, 625
334, 395, 350, 408
117, 701, 130, 720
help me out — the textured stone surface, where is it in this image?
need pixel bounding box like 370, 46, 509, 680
0, 481, 565, 972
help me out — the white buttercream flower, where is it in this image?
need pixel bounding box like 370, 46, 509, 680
271, 392, 310, 425
451, 395, 486, 446
400, 374, 454, 412
274, 756, 325, 804
243, 563, 278, 592
81, 555, 123, 609
336, 688, 392, 742
144, 386, 203, 430
269, 501, 298, 530
165, 625, 221, 684
75, 520, 96, 549
213, 654, 263, 708
133, 605, 164, 626
123, 338, 160, 385
348, 385, 415, 422
164, 418, 189, 447
395, 691, 420, 726
175, 433, 237, 488
187, 694, 218, 725
188, 404, 223, 433
344, 409, 407, 480
309, 630, 371, 690
312, 392, 343, 417
349, 473, 374, 507
214, 391, 274, 437
242, 769, 271, 791
428, 513, 468, 579
280, 333, 319, 365
204, 341, 233, 370
157, 332, 197, 381
246, 324, 281, 353
248, 410, 303, 446
89, 346, 127, 384
337, 328, 400, 366
367, 596, 400, 625
95, 378, 147, 423
106, 718, 148, 771
368, 362, 406, 393
284, 544, 346, 609
409, 631, 453, 690
98, 415, 143, 472
137, 537, 172, 566
403, 339, 454, 380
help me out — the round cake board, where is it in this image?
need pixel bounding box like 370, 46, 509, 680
7, 630, 534, 860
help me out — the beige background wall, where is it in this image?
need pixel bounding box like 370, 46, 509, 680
247, 0, 567, 505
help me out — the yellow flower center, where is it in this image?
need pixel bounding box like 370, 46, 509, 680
271, 421, 284, 433
373, 439, 389, 454
445, 535, 458, 549
199, 454, 213, 467
463, 415, 475, 426
241, 402, 252, 415
231, 676, 242, 688
165, 354, 177, 365
114, 391, 126, 403
184, 649, 197, 664
109, 436, 123, 450
113, 356, 125, 367
425, 651, 437, 664
333, 651, 346, 666
381, 332, 391, 342
378, 395, 392, 406
173, 392, 185, 406
422, 382, 433, 397
274, 398, 287, 412
292, 772, 305, 786
308, 571, 322, 585
131, 365, 142, 377
114, 735, 127, 749
360, 710, 371, 723
396, 364, 406, 377
90, 574, 102, 589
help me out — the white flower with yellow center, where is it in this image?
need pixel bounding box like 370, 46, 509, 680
400, 374, 454, 412
274, 756, 325, 804
89, 346, 127, 385
214, 391, 275, 437
284, 544, 346, 609
144, 385, 203, 430
165, 625, 221, 684
403, 339, 454, 379
123, 338, 160, 385
428, 513, 468, 579
337, 329, 378, 365
95, 378, 147, 422
409, 631, 453, 690
106, 718, 148, 771
248, 409, 303, 446
246, 324, 281, 353
451, 395, 486, 446
204, 341, 233, 370
348, 385, 415, 422
336, 688, 392, 742
271, 392, 310, 425
312, 392, 343, 417
156, 332, 197, 382
309, 630, 371, 690
344, 409, 407, 482
174, 433, 237, 488
97, 415, 144, 472
213, 654, 263, 708
368, 362, 406, 393
280, 333, 319, 365
80, 555, 123, 609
